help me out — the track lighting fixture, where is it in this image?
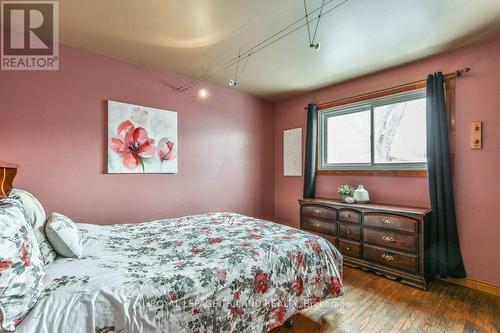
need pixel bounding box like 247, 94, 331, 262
310, 42, 321, 50
304, 0, 326, 51
228, 47, 250, 88
175, 0, 349, 92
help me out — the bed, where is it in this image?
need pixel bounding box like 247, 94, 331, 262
15, 212, 343, 333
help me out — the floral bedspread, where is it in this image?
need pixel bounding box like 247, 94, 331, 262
17, 213, 343, 333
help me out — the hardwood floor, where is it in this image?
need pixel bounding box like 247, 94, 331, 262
272, 267, 500, 333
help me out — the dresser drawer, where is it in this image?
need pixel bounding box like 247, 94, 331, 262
302, 206, 336, 220
339, 240, 361, 258
339, 221, 361, 241
302, 216, 337, 236
363, 228, 417, 253
364, 213, 417, 233
339, 210, 361, 223
364, 245, 417, 273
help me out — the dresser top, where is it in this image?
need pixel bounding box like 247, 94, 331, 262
0, 160, 19, 168
299, 197, 431, 216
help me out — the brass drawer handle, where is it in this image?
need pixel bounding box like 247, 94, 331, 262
382, 218, 394, 225
382, 253, 394, 261
313, 223, 320, 228
382, 235, 395, 243
313, 209, 321, 215
347, 230, 352, 234
345, 213, 351, 218
346, 247, 351, 251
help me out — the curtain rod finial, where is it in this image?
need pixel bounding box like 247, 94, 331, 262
457, 67, 471, 77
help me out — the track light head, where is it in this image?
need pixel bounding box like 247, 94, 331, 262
310, 42, 321, 50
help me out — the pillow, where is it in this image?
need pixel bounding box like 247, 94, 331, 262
0, 197, 44, 331
45, 213, 82, 258
9, 189, 57, 265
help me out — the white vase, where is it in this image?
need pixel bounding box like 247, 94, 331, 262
353, 185, 370, 203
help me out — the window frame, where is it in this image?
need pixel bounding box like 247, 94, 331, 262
318, 88, 427, 172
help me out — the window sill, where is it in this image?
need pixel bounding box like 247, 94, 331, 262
316, 169, 427, 178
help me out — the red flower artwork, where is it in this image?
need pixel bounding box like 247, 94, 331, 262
158, 137, 176, 161
254, 272, 269, 293
19, 242, 30, 267
293, 276, 304, 296
110, 120, 156, 170
0, 259, 12, 271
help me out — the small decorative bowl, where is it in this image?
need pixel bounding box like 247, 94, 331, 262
345, 196, 356, 204
341, 195, 354, 203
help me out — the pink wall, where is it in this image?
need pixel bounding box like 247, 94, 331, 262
0, 44, 275, 223
274, 37, 500, 284
1, 38, 499, 285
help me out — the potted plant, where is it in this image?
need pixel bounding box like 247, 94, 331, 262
337, 184, 355, 203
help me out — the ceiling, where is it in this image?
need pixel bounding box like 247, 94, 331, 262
59, 0, 500, 101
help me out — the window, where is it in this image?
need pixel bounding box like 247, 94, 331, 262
319, 89, 427, 171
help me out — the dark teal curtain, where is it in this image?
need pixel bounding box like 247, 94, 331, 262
425, 72, 466, 278
303, 104, 318, 198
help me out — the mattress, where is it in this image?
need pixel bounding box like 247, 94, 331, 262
17, 213, 343, 333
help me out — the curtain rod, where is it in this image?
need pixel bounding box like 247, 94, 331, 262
305, 67, 470, 110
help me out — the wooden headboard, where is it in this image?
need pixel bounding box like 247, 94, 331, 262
0, 161, 19, 197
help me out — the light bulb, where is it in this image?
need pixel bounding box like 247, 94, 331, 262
198, 88, 208, 99
228, 79, 236, 86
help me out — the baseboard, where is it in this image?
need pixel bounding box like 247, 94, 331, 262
438, 276, 500, 297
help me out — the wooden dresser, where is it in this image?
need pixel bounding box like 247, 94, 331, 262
299, 198, 431, 289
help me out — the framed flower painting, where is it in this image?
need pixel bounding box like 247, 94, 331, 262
107, 100, 178, 173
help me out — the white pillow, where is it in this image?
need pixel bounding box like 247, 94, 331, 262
45, 213, 82, 258
0, 197, 44, 331
9, 189, 57, 265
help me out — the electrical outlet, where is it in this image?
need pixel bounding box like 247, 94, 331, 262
471, 121, 482, 149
